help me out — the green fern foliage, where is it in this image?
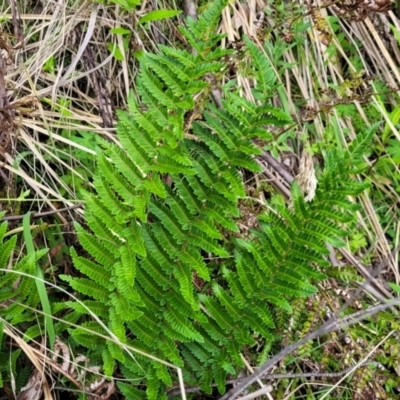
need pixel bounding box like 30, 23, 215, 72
63, 1, 373, 397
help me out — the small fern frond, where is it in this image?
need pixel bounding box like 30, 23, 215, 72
110, 292, 142, 321
0, 220, 7, 242
75, 223, 116, 266
149, 200, 186, 242
102, 348, 116, 377
348, 122, 378, 160
94, 177, 133, 222
0, 235, 16, 269
140, 257, 171, 290
187, 228, 228, 257
85, 212, 123, 254
177, 246, 210, 281
172, 261, 197, 309
140, 67, 178, 110
243, 36, 276, 94
212, 283, 242, 323
70, 247, 111, 288
114, 259, 141, 303
164, 307, 203, 342
60, 275, 109, 302
107, 145, 145, 188
159, 335, 183, 366
124, 222, 147, 257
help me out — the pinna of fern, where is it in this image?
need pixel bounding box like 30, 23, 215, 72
60, 2, 376, 398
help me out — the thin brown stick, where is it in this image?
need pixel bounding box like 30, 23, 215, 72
260, 151, 294, 185
0, 203, 84, 222
167, 360, 379, 397
182, 0, 198, 20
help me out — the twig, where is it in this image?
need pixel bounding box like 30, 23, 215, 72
6, 0, 24, 48
0, 203, 84, 222
167, 361, 379, 397
260, 151, 294, 185
182, 0, 198, 20
256, 159, 292, 199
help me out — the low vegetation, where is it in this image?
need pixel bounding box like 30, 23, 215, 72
0, 1, 399, 399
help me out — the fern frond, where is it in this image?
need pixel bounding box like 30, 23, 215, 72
186, 175, 239, 215
173, 176, 202, 214
70, 248, 111, 288
250, 299, 275, 327
194, 159, 238, 201
62, 2, 375, 396
204, 206, 239, 232
117, 124, 154, 173
153, 155, 195, 175
60, 275, 109, 302
202, 112, 241, 150
0, 235, 16, 269
191, 217, 222, 240
212, 283, 242, 323
136, 268, 167, 305
140, 257, 171, 290
97, 155, 137, 208
212, 362, 227, 394
172, 261, 197, 309
149, 200, 186, 242
110, 292, 142, 321
243, 36, 276, 93
70, 321, 106, 349
85, 212, 123, 254
114, 258, 141, 303
159, 335, 183, 366
140, 67, 177, 110
199, 368, 213, 393
235, 251, 257, 294
201, 295, 233, 331
146, 365, 161, 400
144, 57, 186, 97
109, 306, 126, 342
0, 221, 7, 242
75, 223, 116, 267
143, 174, 167, 198
117, 383, 147, 399
123, 96, 164, 142
85, 194, 125, 233
0, 287, 19, 303
142, 228, 175, 272
102, 348, 116, 377
151, 223, 180, 258
187, 228, 228, 257
124, 221, 147, 257
348, 122, 378, 160
107, 339, 125, 363
107, 145, 145, 187
164, 186, 193, 228
177, 245, 210, 281
164, 307, 203, 342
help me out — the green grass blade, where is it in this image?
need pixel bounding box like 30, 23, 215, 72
23, 213, 55, 350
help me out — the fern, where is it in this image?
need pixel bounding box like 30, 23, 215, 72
63, 1, 374, 398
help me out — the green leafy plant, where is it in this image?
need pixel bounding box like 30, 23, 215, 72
60, 1, 375, 398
